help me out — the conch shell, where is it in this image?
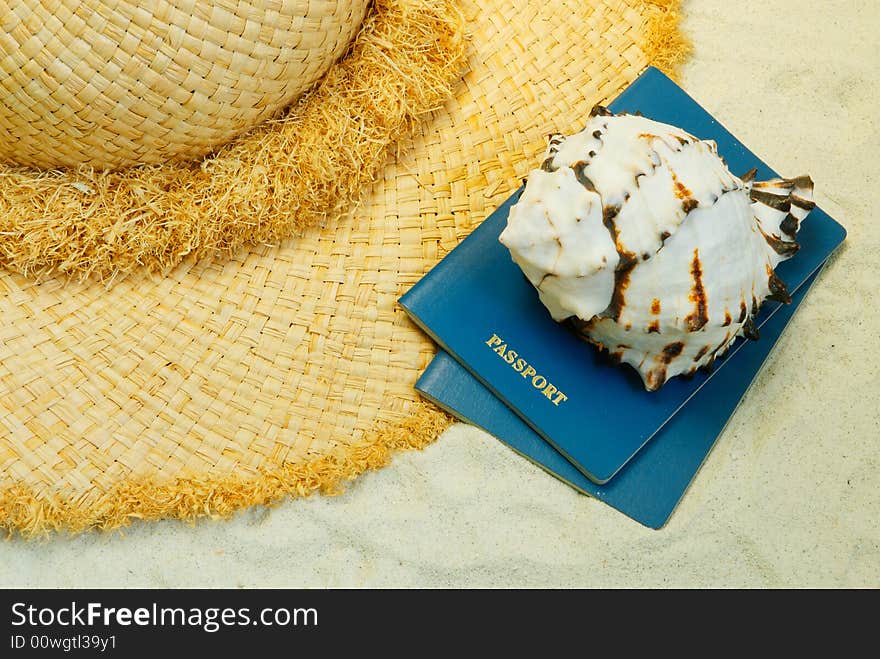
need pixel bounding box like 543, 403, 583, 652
499, 107, 815, 391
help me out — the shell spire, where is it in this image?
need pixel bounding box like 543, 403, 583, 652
499, 106, 815, 391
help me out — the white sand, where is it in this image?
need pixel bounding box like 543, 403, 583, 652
1, 0, 878, 587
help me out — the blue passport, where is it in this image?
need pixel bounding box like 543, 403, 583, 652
416, 266, 821, 529
399, 66, 846, 484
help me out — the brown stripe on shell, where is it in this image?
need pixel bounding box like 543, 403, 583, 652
671, 172, 692, 199
790, 195, 816, 212
610, 350, 623, 364
722, 309, 732, 326
607, 256, 636, 322
590, 104, 613, 117
644, 341, 686, 391
600, 203, 639, 323
651, 298, 661, 315
751, 294, 758, 315
541, 157, 556, 172
685, 249, 708, 332
780, 213, 799, 238
660, 342, 685, 363
740, 167, 758, 183
605, 206, 634, 261
738, 300, 747, 323
682, 198, 699, 213
752, 175, 814, 196
742, 316, 760, 341
766, 265, 792, 304
750, 188, 792, 211
694, 345, 711, 362
571, 161, 596, 191
760, 227, 800, 257
645, 369, 666, 391
603, 204, 619, 234
786, 175, 814, 190
648, 320, 660, 333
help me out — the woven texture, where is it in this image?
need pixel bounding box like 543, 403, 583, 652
0, 0, 369, 169
0, 0, 465, 281
0, 0, 688, 536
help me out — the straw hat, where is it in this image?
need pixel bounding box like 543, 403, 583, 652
0, 0, 688, 536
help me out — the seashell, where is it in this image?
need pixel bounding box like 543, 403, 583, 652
499, 106, 815, 391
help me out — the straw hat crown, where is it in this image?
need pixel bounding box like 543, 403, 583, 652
0, 0, 369, 169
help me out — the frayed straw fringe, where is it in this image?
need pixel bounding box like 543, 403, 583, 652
642, 0, 692, 80
0, 0, 691, 538
1, 403, 451, 539
0, 0, 468, 283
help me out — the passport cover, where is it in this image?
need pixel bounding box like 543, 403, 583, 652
416, 266, 822, 528
399, 66, 847, 484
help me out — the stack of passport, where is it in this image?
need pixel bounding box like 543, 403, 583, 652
398, 67, 846, 528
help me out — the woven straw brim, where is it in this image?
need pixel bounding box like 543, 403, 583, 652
0, 0, 689, 537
